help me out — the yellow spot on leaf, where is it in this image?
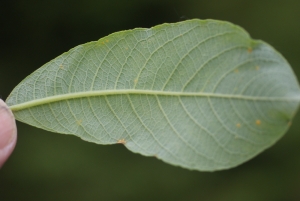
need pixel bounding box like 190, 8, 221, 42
288, 121, 292, 127
236, 123, 241, 128
105, 39, 109, 43
247, 47, 252, 53
233, 87, 238, 92
117, 139, 126, 144
234, 69, 239, 73
76, 119, 82, 125
134, 78, 138, 84
256, 119, 261, 125
59, 65, 64, 69
255, 66, 260, 70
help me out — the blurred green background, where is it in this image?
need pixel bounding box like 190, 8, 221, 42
1, 0, 300, 200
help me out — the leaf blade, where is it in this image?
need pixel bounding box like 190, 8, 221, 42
7, 19, 300, 171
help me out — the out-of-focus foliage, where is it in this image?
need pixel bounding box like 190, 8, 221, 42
1, 0, 300, 200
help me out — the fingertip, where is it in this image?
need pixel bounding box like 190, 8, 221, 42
0, 99, 17, 168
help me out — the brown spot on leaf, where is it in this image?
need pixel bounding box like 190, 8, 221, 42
256, 119, 261, 125
117, 139, 126, 144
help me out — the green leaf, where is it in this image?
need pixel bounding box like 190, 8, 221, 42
6, 19, 300, 171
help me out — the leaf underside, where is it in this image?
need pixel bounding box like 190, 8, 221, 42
6, 19, 300, 171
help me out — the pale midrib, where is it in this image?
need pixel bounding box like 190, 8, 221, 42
8, 89, 300, 112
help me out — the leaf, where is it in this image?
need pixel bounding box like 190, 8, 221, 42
6, 19, 300, 171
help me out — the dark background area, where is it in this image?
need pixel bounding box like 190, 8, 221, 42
1, 0, 300, 200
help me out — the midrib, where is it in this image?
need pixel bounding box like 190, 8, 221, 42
8, 89, 300, 111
